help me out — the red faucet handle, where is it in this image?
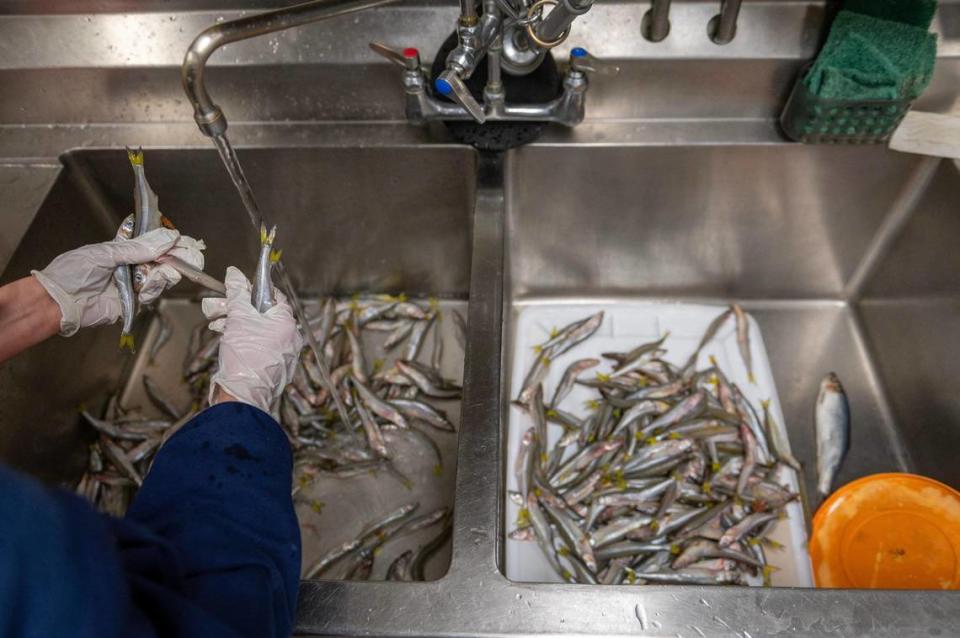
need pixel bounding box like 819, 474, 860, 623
369, 42, 420, 70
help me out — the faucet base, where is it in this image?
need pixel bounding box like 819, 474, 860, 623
430, 31, 562, 149
443, 120, 548, 151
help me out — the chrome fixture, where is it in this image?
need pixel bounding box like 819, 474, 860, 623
372, 41, 616, 126
181, 0, 399, 138
708, 0, 742, 45
641, 0, 671, 42
376, 0, 607, 125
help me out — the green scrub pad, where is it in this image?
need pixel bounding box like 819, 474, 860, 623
804, 10, 937, 100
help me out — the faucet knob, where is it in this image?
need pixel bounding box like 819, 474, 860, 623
369, 41, 421, 70
569, 47, 620, 76
435, 70, 487, 124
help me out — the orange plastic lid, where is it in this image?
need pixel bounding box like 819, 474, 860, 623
811, 473, 960, 589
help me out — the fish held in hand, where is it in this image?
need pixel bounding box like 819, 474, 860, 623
252, 223, 281, 313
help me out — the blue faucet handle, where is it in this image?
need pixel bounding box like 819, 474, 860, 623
569, 47, 620, 76
434, 78, 454, 95
435, 69, 487, 124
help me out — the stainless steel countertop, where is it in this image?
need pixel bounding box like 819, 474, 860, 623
3, 2, 960, 636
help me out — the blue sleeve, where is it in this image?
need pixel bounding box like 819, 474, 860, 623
0, 402, 301, 638
123, 402, 301, 638
0, 464, 134, 638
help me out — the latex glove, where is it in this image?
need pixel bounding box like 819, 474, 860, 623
32, 228, 204, 337
201, 266, 303, 414
137, 234, 207, 305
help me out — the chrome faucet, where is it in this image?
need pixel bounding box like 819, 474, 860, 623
375, 41, 615, 126
373, 0, 613, 126
181, 0, 399, 138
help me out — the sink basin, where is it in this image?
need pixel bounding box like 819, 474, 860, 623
0, 145, 476, 579
503, 145, 957, 512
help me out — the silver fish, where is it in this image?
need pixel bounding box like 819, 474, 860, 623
386, 550, 414, 581
354, 391, 389, 458
683, 308, 732, 372
390, 399, 454, 432
383, 320, 414, 351
148, 310, 173, 364
451, 309, 468, 351
761, 399, 802, 471
409, 520, 452, 581
100, 437, 143, 487
113, 214, 137, 351
345, 325, 367, 384
603, 332, 669, 372
352, 377, 409, 430
550, 358, 601, 408
252, 223, 280, 313
731, 304, 755, 384
672, 539, 762, 570
718, 511, 779, 549
395, 360, 461, 399
815, 372, 850, 498
403, 312, 436, 362
143, 375, 182, 420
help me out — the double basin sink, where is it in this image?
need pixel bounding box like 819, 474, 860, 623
2, 140, 960, 634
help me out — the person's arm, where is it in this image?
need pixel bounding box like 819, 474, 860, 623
0, 276, 62, 362
0, 227, 205, 365
119, 266, 305, 638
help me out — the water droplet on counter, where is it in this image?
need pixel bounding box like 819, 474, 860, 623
635, 604, 648, 630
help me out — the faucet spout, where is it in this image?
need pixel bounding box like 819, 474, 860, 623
181, 0, 399, 137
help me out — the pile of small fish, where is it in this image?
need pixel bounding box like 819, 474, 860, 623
77, 294, 465, 581
302, 500, 452, 581
509, 307, 803, 586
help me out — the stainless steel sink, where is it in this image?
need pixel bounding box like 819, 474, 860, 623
0, 146, 476, 486
8, 142, 957, 635
3, 0, 960, 635
504, 145, 952, 503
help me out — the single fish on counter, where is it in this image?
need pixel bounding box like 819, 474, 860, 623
814, 372, 850, 499
508, 309, 800, 587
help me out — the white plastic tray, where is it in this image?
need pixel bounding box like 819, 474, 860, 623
505, 301, 814, 587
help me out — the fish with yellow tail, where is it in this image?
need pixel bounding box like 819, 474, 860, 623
252, 223, 281, 313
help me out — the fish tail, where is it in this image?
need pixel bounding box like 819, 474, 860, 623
263, 225, 277, 246
119, 333, 136, 352
269, 248, 282, 263
748, 372, 757, 384
126, 147, 144, 166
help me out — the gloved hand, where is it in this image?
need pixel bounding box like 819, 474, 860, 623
32, 228, 205, 337
201, 266, 303, 415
